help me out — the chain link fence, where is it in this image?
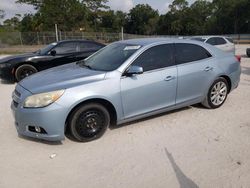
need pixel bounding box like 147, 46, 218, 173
0, 31, 249, 53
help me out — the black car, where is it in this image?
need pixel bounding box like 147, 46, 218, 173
247, 48, 250, 57
0, 40, 105, 82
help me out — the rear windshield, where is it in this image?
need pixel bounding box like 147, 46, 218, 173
226, 37, 234, 43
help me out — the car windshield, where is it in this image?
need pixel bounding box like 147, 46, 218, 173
38, 42, 57, 54
80, 43, 141, 71
191, 37, 206, 42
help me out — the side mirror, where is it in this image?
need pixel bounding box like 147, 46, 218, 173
50, 50, 57, 56
126, 66, 143, 76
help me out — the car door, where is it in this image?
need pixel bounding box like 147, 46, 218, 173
37, 42, 78, 70
175, 43, 216, 105
75, 42, 104, 61
120, 44, 177, 119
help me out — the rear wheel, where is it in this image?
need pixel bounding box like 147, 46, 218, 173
68, 103, 110, 142
202, 77, 229, 109
15, 64, 37, 82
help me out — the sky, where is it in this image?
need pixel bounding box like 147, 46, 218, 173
0, 0, 197, 20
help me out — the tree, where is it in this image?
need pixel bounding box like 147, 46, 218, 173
83, 0, 109, 12
16, 0, 109, 31
209, 0, 250, 34
101, 10, 127, 32
3, 14, 21, 31
125, 4, 159, 35
168, 0, 189, 35
0, 10, 5, 20
184, 0, 212, 35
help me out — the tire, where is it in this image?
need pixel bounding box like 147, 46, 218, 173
68, 103, 110, 142
202, 77, 229, 109
247, 49, 250, 57
15, 64, 38, 82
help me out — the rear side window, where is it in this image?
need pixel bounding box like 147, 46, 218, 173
226, 37, 234, 43
215, 37, 227, 45
53, 42, 77, 54
206, 38, 216, 45
79, 42, 103, 51
175, 43, 212, 64
132, 44, 174, 72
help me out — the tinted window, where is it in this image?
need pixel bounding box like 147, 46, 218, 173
79, 42, 103, 51
132, 44, 174, 72
206, 38, 216, 45
39, 42, 57, 54
82, 43, 140, 71
226, 37, 234, 43
175, 43, 212, 64
53, 42, 77, 54
215, 37, 227, 45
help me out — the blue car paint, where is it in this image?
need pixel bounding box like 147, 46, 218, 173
11, 38, 241, 141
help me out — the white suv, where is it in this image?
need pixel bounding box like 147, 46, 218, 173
191, 36, 235, 54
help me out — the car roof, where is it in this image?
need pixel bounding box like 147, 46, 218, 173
57, 39, 103, 44
117, 38, 183, 46
191, 36, 232, 40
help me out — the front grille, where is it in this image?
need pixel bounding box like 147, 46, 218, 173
13, 100, 18, 108
14, 90, 21, 97
12, 89, 21, 108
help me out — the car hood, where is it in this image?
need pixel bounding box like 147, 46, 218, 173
19, 63, 106, 94
0, 53, 35, 64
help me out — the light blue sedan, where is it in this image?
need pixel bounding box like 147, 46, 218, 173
11, 38, 241, 142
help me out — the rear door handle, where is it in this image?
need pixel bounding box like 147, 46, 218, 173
204, 67, 213, 72
164, 76, 175, 81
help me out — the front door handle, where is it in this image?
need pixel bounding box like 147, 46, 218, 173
204, 66, 213, 72
164, 76, 175, 81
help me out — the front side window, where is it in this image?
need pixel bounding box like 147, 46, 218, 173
215, 37, 227, 45
53, 42, 77, 54
132, 44, 174, 72
175, 43, 212, 64
81, 43, 141, 71
206, 38, 216, 45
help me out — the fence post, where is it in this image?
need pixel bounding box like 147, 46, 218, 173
37, 32, 40, 45
121, 27, 124, 40
19, 32, 23, 46
55, 24, 59, 42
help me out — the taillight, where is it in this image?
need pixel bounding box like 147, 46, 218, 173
235, 55, 241, 63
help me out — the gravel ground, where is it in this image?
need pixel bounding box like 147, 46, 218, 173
0, 45, 250, 188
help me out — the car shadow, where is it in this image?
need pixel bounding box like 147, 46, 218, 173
0, 79, 15, 85
241, 66, 250, 76
18, 134, 63, 145
110, 106, 194, 130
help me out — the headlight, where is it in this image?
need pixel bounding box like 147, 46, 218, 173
0, 63, 11, 68
23, 90, 65, 108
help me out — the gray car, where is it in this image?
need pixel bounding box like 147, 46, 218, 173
11, 38, 241, 142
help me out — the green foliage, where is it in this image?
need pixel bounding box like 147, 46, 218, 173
1, 0, 249, 34
125, 4, 159, 35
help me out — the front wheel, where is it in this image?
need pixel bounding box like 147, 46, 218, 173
68, 103, 110, 142
15, 64, 38, 82
202, 77, 229, 109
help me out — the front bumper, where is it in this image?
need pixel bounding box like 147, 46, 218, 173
11, 85, 68, 141
0, 65, 15, 82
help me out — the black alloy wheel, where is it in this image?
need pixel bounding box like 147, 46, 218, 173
69, 103, 110, 142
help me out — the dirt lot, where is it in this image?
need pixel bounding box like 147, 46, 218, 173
0, 45, 250, 188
